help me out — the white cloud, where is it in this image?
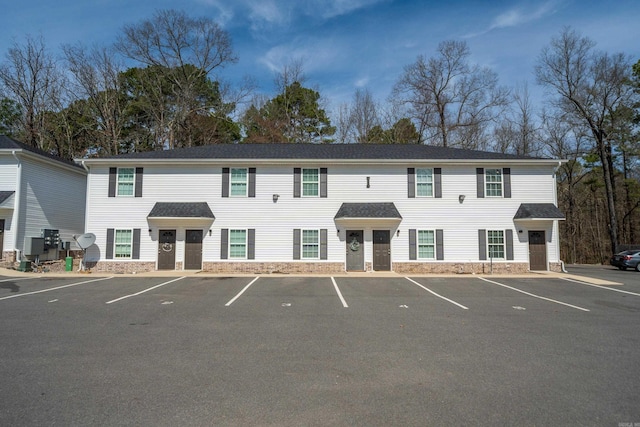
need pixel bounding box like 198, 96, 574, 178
489, 1, 557, 30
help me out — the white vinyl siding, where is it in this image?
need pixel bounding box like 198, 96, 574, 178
302, 229, 319, 259
117, 168, 135, 196
230, 168, 248, 197
302, 168, 319, 197
487, 230, 505, 259
418, 230, 435, 259
485, 169, 503, 197
229, 229, 247, 258
416, 168, 433, 197
115, 229, 133, 258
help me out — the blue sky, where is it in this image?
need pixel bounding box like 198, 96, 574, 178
1, 0, 639, 115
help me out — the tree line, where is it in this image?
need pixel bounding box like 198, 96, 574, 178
1, 10, 639, 263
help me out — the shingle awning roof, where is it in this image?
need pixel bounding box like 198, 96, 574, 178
148, 202, 215, 219
335, 203, 402, 220
513, 203, 565, 221
0, 191, 15, 209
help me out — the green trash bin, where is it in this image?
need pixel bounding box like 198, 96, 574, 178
65, 257, 73, 272
18, 260, 32, 272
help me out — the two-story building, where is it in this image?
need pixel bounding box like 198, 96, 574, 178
0, 135, 87, 264
77, 143, 565, 274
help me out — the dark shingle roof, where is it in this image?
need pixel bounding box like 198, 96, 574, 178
335, 203, 402, 219
0, 191, 15, 204
105, 143, 545, 161
148, 202, 215, 219
0, 135, 81, 168
513, 203, 565, 220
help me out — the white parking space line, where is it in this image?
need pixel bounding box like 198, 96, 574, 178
106, 277, 186, 304
560, 277, 640, 297
0, 277, 114, 301
225, 276, 260, 306
478, 277, 590, 312
331, 277, 349, 308
405, 277, 469, 310
0, 276, 42, 282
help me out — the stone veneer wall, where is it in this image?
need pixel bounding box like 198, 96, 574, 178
203, 262, 346, 274
89, 261, 157, 274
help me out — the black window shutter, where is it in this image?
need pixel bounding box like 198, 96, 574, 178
478, 229, 487, 260
505, 229, 514, 260
132, 228, 141, 259
249, 168, 256, 198
134, 168, 143, 197
434, 168, 442, 198
503, 168, 511, 198
248, 229, 255, 259
407, 168, 415, 198
222, 168, 229, 198
476, 168, 485, 198
293, 229, 301, 259
320, 229, 327, 260
108, 168, 116, 197
106, 228, 114, 259
436, 229, 444, 260
320, 168, 328, 198
220, 229, 228, 259
409, 229, 417, 260
293, 168, 301, 198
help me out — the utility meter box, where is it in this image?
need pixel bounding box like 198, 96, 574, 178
24, 237, 45, 256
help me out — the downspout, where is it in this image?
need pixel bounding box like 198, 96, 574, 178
553, 160, 566, 273
11, 151, 22, 262
80, 160, 90, 243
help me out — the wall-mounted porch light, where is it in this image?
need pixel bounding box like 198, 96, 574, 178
273, 194, 280, 203
459, 194, 466, 204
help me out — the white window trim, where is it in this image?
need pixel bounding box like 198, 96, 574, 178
116, 167, 135, 197
228, 229, 248, 259
301, 228, 320, 259
301, 168, 320, 198
415, 168, 434, 198
230, 167, 248, 197
417, 229, 436, 260
485, 168, 503, 198
487, 230, 505, 260
114, 228, 133, 259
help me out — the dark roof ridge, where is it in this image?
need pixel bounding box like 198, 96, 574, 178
0, 135, 81, 168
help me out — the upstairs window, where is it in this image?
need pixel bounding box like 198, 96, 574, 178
117, 168, 135, 196
302, 168, 319, 197
230, 168, 248, 197
416, 168, 434, 197
485, 169, 503, 197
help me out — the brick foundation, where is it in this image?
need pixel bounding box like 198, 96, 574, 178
203, 262, 346, 274
393, 262, 531, 275
89, 261, 157, 274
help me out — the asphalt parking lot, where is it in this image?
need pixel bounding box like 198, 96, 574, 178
1, 267, 639, 426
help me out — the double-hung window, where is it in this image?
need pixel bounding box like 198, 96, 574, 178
302, 169, 319, 197
485, 169, 503, 197
416, 168, 434, 197
487, 230, 505, 259
302, 229, 319, 259
418, 230, 436, 259
230, 168, 248, 197
114, 229, 133, 258
229, 229, 247, 259
117, 168, 135, 196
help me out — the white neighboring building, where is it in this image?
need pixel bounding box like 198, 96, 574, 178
78, 143, 565, 274
0, 136, 87, 264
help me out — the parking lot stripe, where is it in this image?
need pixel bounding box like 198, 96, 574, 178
478, 277, 590, 312
225, 276, 259, 306
0, 277, 114, 301
405, 277, 469, 310
331, 277, 349, 308
106, 277, 186, 304
0, 276, 42, 283
560, 277, 640, 297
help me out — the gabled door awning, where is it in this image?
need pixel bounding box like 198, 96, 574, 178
334, 203, 402, 225
148, 202, 215, 220
514, 203, 565, 221
0, 191, 15, 209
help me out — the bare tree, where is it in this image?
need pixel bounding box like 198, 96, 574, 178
535, 27, 636, 254
392, 40, 509, 148
63, 44, 126, 156
115, 9, 237, 148
0, 35, 64, 149
348, 88, 380, 143
493, 83, 541, 156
